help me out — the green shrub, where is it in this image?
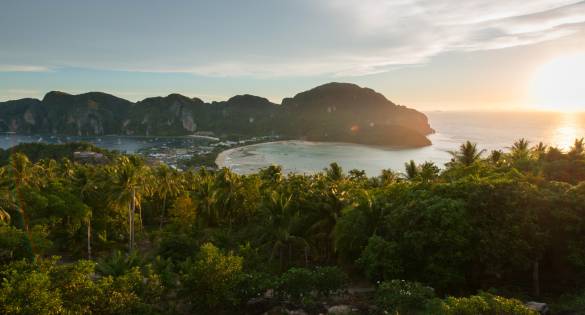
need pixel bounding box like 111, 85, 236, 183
93, 275, 159, 315
313, 266, 348, 297
552, 289, 585, 314
435, 292, 537, 315
96, 250, 144, 277
0, 224, 51, 263
375, 280, 436, 314
236, 272, 276, 301
49, 260, 100, 314
0, 224, 30, 263
438, 295, 490, 314
178, 243, 244, 313
276, 267, 348, 302
157, 233, 198, 262
277, 267, 315, 303
0, 267, 64, 314
358, 235, 402, 282
152, 256, 177, 289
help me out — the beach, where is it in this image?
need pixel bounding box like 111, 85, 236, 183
215, 140, 286, 170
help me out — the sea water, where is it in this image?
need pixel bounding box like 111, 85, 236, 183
219, 111, 585, 176
1, 112, 584, 176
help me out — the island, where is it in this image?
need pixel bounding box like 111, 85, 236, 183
0, 83, 433, 148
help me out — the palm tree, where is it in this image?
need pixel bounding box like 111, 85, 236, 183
191, 174, 219, 227
41, 159, 59, 181
6, 153, 42, 232
333, 189, 386, 262
259, 164, 284, 185
72, 165, 96, 259
448, 141, 485, 166
4, 153, 43, 259
155, 165, 182, 229
106, 156, 150, 252
348, 169, 367, 181
260, 190, 307, 270
488, 150, 504, 166
0, 168, 13, 224
569, 138, 584, 159
404, 160, 418, 180
418, 162, 440, 183
325, 163, 344, 181
379, 169, 399, 185
214, 168, 246, 227
309, 182, 348, 262
354, 190, 386, 233
532, 142, 548, 161
546, 146, 565, 161
509, 138, 531, 161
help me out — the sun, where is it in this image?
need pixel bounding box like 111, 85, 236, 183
530, 53, 585, 112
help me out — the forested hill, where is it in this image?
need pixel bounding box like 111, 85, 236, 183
0, 83, 433, 147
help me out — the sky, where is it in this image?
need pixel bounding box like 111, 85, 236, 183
1, 0, 584, 111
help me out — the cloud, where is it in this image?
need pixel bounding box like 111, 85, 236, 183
174, 0, 585, 77
2, 0, 584, 77
313, 0, 585, 75
0, 65, 51, 72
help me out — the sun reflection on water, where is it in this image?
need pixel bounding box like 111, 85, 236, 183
552, 113, 581, 151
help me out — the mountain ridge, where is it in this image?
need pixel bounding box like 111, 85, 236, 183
0, 83, 433, 147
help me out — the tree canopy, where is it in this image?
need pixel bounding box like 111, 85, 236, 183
1, 139, 585, 314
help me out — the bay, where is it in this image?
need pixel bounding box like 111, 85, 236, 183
2, 111, 584, 176
218, 111, 585, 175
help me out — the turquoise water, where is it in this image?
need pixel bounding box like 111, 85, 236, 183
220, 112, 585, 175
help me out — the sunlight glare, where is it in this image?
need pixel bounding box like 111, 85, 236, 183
553, 113, 579, 151
530, 53, 585, 112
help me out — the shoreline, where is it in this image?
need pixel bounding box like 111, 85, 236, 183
215, 140, 285, 168
214, 140, 430, 169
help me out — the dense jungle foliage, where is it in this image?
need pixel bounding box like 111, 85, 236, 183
1, 138, 585, 314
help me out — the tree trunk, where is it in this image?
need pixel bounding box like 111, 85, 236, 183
16, 189, 29, 232
288, 243, 292, 268
279, 247, 283, 272
87, 218, 92, 260
533, 260, 540, 297
159, 196, 166, 230
131, 188, 136, 251
128, 201, 133, 252
139, 205, 143, 232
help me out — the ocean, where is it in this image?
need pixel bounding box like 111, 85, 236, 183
2, 111, 584, 176
217, 111, 585, 175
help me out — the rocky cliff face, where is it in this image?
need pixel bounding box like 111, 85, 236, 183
40, 91, 133, 135
0, 98, 43, 133
209, 94, 279, 136
0, 83, 434, 147
281, 82, 433, 135
127, 94, 206, 136
280, 83, 433, 146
